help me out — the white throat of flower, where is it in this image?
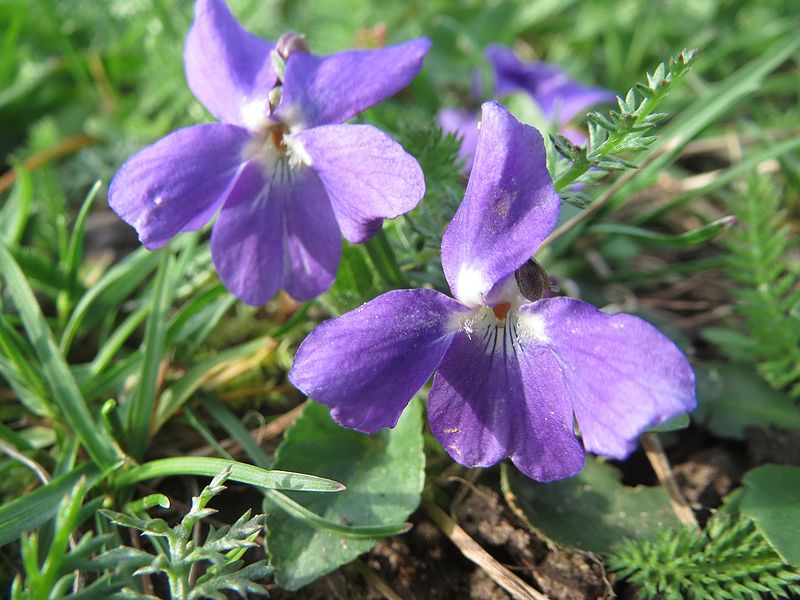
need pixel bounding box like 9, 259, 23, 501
449, 265, 551, 353
242, 119, 313, 179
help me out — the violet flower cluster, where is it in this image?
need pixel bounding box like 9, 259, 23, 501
291, 102, 696, 481
438, 44, 615, 173
110, 0, 696, 482
110, 0, 429, 305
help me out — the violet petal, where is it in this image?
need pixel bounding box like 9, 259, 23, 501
486, 44, 615, 123
282, 169, 342, 301
184, 0, 277, 127
276, 38, 431, 129
428, 327, 585, 481
437, 107, 479, 174
109, 123, 249, 250
210, 161, 285, 306
211, 162, 340, 305
289, 289, 462, 433
534, 75, 616, 124
485, 44, 533, 96
294, 124, 425, 243
519, 297, 696, 458
440, 101, 559, 307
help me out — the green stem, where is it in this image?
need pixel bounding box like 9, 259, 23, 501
364, 230, 409, 288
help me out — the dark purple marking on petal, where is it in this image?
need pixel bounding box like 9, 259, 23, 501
437, 107, 479, 174
519, 297, 696, 458
290, 289, 463, 433
428, 323, 585, 482
109, 123, 249, 250
184, 0, 277, 127
276, 38, 431, 129
440, 101, 559, 307
294, 123, 425, 243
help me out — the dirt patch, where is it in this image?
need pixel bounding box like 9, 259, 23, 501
454, 484, 612, 600
673, 445, 744, 509
746, 426, 800, 468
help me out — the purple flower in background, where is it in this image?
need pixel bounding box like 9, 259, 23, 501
291, 101, 695, 482
110, 0, 429, 305
438, 44, 615, 173
487, 44, 615, 124
437, 106, 480, 174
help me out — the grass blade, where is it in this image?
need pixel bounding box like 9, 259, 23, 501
0, 463, 97, 546
154, 336, 272, 431
265, 489, 412, 539
202, 396, 273, 469
59, 246, 161, 355
614, 33, 800, 205
588, 216, 736, 245
126, 250, 174, 459
113, 457, 345, 493
0, 243, 118, 468
59, 180, 103, 317
0, 166, 32, 245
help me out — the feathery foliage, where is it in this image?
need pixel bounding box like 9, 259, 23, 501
364, 109, 464, 288
99, 468, 271, 600
724, 175, 800, 398
552, 48, 697, 201
608, 514, 800, 600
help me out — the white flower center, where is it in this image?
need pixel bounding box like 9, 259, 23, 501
450, 302, 550, 356
454, 266, 489, 308
242, 123, 312, 176
240, 98, 271, 132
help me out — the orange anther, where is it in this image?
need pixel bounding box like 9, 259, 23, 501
270, 127, 285, 149
492, 302, 511, 321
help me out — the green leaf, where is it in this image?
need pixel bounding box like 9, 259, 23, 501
265, 399, 425, 590
190, 560, 272, 600
266, 489, 412, 539
0, 463, 97, 546
363, 231, 408, 288
0, 242, 119, 468
741, 465, 800, 566
699, 327, 758, 363
501, 456, 680, 554
112, 457, 344, 493
694, 362, 800, 440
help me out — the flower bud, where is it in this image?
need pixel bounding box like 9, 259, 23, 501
276, 31, 309, 60
514, 258, 552, 301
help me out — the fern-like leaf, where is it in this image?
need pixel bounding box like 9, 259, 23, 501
724, 174, 800, 397
100, 467, 270, 599
190, 560, 273, 600
553, 48, 697, 197
608, 514, 800, 599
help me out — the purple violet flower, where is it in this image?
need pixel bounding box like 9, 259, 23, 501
109, 0, 430, 305
486, 44, 616, 124
290, 101, 696, 482
438, 44, 615, 173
